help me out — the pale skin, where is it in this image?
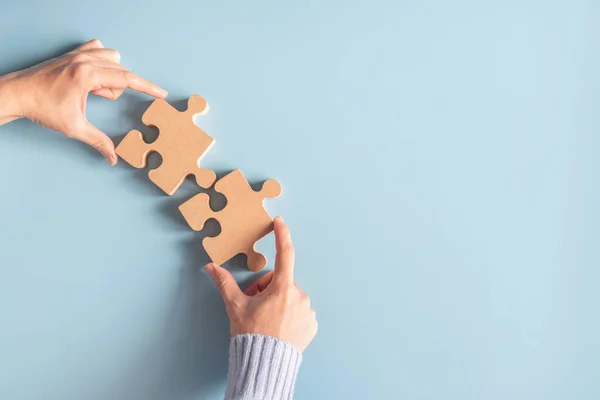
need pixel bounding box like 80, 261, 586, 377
0, 39, 168, 165
0, 40, 317, 353
206, 216, 318, 352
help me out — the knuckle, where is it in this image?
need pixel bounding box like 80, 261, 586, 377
70, 63, 93, 82
110, 49, 121, 61
301, 293, 311, 307
90, 140, 108, 150
71, 53, 89, 64
215, 276, 228, 291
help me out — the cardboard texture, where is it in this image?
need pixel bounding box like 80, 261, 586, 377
179, 169, 282, 271
116, 95, 216, 195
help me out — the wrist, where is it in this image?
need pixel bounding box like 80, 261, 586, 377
226, 334, 302, 400
0, 73, 24, 126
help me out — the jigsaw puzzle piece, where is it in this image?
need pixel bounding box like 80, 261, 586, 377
204, 231, 268, 271
178, 193, 214, 231
115, 129, 152, 168
148, 163, 215, 196
116, 95, 216, 195
178, 169, 282, 271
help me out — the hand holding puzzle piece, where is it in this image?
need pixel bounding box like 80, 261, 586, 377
117, 95, 281, 271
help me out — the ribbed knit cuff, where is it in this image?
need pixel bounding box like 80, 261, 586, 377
225, 334, 302, 400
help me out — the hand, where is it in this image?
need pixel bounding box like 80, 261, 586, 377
0, 39, 167, 165
205, 217, 318, 352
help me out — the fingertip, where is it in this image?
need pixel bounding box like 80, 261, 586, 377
274, 216, 285, 228
85, 39, 104, 49
100, 148, 117, 166
152, 87, 168, 98
104, 148, 118, 166
205, 263, 216, 276
111, 88, 125, 100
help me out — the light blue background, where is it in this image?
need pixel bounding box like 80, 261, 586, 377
0, 1, 598, 399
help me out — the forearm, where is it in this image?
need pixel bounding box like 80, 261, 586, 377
0, 74, 23, 126
225, 334, 302, 400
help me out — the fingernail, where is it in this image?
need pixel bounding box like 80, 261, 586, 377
153, 87, 168, 97
276, 216, 284, 223
104, 154, 115, 166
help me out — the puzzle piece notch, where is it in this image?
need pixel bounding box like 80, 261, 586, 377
116, 95, 216, 195
178, 169, 282, 271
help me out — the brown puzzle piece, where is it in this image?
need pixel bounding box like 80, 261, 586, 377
178, 169, 282, 271
116, 95, 216, 195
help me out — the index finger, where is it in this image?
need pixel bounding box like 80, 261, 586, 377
273, 216, 295, 285
93, 68, 168, 98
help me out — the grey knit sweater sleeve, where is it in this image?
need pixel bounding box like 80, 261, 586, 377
225, 334, 302, 400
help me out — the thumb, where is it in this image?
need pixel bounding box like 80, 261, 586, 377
77, 122, 117, 166
205, 263, 243, 304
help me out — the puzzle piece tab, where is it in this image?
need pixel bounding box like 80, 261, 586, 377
179, 169, 282, 271
116, 95, 216, 195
